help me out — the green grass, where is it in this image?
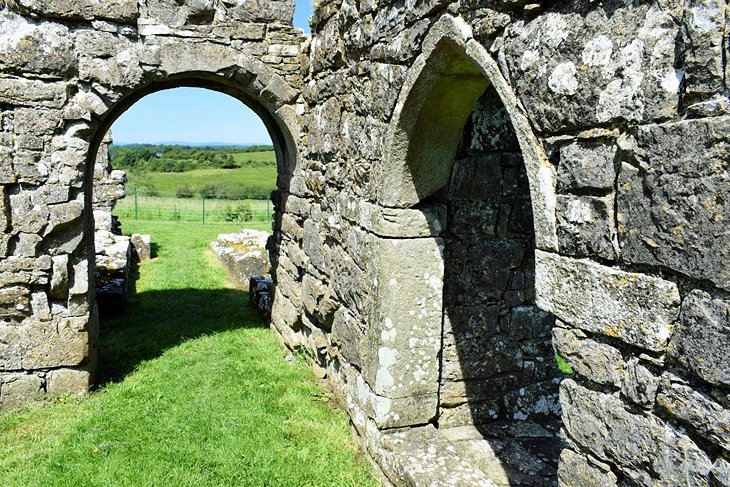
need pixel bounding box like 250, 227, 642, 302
114, 197, 274, 224
126, 153, 277, 198
0, 220, 377, 487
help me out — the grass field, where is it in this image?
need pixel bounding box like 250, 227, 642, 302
114, 196, 274, 224
0, 220, 377, 487
125, 151, 277, 199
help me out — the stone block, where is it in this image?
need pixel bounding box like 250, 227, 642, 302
682, 0, 727, 102
78, 51, 144, 87
301, 273, 325, 317
0, 317, 89, 369
212, 22, 267, 40
670, 290, 730, 387
536, 250, 680, 351
270, 288, 303, 349
131, 234, 151, 261
329, 247, 367, 316
503, 379, 561, 422
617, 116, 730, 291
47, 368, 90, 396
10, 190, 48, 234
557, 194, 617, 261
557, 141, 617, 192
0, 256, 50, 287
502, 5, 680, 132
0, 186, 7, 233
352, 374, 438, 430
441, 333, 522, 384
448, 154, 503, 201
447, 201, 498, 242
561, 379, 712, 486
331, 307, 365, 369
275, 258, 302, 306
302, 218, 325, 270
211, 230, 269, 289
507, 305, 553, 340
0, 77, 68, 108
0, 374, 44, 408
657, 374, 730, 452
160, 41, 242, 78
712, 457, 730, 486
466, 85, 521, 152
558, 449, 618, 487
0, 146, 16, 184
15, 0, 138, 23
620, 357, 659, 409
12, 232, 42, 257
552, 327, 624, 387
0, 14, 76, 76
445, 239, 525, 305
222, 0, 294, 24
378, 425, 496, 486
366, 236, 444, 412
360, 203, 447, 238
45, 200, 84, 237
0, 285, 30, 319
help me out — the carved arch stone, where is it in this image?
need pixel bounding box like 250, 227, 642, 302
362, 15, 560, 430
375, 14, 558, 252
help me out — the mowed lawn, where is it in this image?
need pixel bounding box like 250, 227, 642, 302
125, 151, 278, 198
0, 220, 377, 487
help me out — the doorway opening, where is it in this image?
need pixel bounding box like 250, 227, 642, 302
377, 26, 564, 485
88, 84, 287, 385
435, 84, 562, 486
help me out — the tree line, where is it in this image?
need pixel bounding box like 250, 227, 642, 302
109, 144, 275, 173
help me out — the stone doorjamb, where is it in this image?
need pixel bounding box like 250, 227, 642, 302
360, 14, 559, 430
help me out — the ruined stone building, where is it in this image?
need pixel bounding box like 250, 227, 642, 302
0, 0, 728, 485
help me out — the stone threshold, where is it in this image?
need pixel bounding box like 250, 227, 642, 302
372, 421, 560, 486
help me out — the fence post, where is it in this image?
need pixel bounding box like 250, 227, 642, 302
202, 194, 206, 225
134, 187, 138, 220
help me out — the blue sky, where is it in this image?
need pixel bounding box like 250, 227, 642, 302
111, 88, 273, 145
294, 0, 313, 33
111, 1, 313, 145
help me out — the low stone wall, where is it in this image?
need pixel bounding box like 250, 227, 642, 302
94, 230, 131, 318
211, 229, 272, 290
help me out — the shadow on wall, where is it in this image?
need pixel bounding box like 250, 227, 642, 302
97, 287, 266, 386
436, 86, 564, 486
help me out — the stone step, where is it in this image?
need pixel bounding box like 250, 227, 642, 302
441, 422, 560, 487
380, 425, 499, 487
378, 422, 560, 487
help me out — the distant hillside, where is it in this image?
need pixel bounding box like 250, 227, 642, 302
109, 144, 275, 173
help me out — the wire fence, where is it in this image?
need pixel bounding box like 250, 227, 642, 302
114, 189, 273, 224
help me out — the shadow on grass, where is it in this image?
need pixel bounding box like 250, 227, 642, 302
97, 287, 265, 387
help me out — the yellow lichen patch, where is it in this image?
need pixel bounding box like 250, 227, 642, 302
604, 322, 621, 338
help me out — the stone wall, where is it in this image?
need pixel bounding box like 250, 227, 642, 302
1, 0, 730, 485
267, 1, 729, 485
0, 0, 304, 407
92, 131, 134, 318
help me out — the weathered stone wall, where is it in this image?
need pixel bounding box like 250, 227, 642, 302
0, 0, 303, 407
266, 1, 729, 485
437, 86, 560, 434
92, 130, 134, 318
2, 0, 730, 485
